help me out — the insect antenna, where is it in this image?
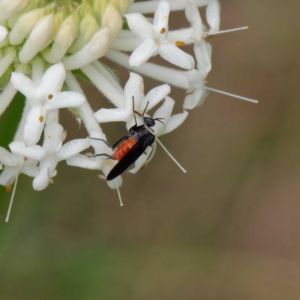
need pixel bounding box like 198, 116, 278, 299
141, 101, 149, 116
5, 175, 19, 222
133, 99, 150, 120
153, 118, 164, 124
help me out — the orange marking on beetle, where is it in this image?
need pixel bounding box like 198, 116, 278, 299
176, 41, 185, 46
112, 136, 137, 161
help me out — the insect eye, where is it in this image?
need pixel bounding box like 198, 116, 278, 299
144, 117, 155, 127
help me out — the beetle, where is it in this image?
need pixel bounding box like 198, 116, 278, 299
90, 99, 164, 181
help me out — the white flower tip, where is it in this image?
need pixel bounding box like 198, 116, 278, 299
102, 4, 123, 39
0, 26, 8, 42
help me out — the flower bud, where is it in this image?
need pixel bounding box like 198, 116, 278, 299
9, 8, 45, 45
102, 4, 122, 39
68, 13, 99, 53
19, 13, 54, 63
43, 13, 79, 63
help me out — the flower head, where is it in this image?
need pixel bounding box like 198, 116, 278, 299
0, 0, 257, 214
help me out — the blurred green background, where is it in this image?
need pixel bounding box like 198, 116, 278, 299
1, 0, 300, 299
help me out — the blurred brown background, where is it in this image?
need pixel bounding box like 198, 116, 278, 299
1, 0, 300, 299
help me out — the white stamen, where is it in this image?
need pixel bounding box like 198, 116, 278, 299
65, 71, 104, 135
156, 137, 186, 173
203, 26, 249, 38
92, 61, 123, 93
106, 50, 189, 89
5, 175, 19, 222
116, 184, 124, 206
81, 64, 125, 108
206, 86, 258, 103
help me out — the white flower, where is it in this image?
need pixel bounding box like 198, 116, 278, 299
0, 0, 257, 206
10, 63, 85, 146
0, 147, 38, 187
94, 72, 171, 124
9, 122, 90, 190
126, 0, 195, 69
93, 72, 188, 175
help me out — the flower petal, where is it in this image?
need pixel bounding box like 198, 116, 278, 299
39, 62, 66, 97
129, 149, 151, 174
0, 167, 17, 186
22, 164, 39, 177
124, 72, 144, 111
0, 147, 18, 166
94, 108, 131, 123
42, 122, 64, 153
206, 0, 221, 33
159, 44, 195, 69
153, 0, 170, 35
129, 39, 159, 67
153, 96, 175, 135
44, 91, 85, 111
102, 164, 123, 190
23, 106, 47, 146
194, 40, 212, 77
185, 0, 203, 41
9, 141, 46, 160
143, 84, 171, 111
32, 162, 50, 191
10, 72, 41, 105
185, 69, 203, 89
184, 88, 209, 110
66, 154, 104, 170
164, 111, 188, 135
56, 138, 90, 161
125, 13, 153, 40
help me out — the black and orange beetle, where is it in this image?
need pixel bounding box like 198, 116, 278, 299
90, 99, 164, 181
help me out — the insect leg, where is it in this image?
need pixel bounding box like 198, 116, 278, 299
92, 153, 115, 159
132, 96, 138, 127
89, 137, 112, 148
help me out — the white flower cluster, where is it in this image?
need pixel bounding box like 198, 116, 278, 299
0, 0, 255, 219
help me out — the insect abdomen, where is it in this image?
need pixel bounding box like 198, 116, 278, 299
112, 136, 137, 161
